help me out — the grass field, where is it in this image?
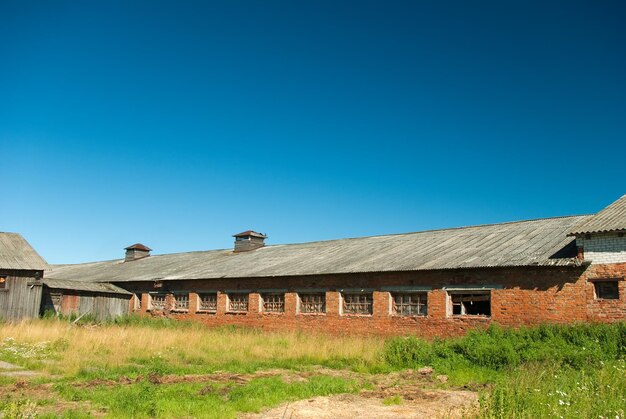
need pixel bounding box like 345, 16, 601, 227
0, 317, 624, 418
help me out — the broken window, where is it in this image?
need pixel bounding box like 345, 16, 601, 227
450, 291, 491, 316
198, 293, 218, 312
228, 293, 248, 312
262, 293, 285, 313
342, 293, 373, 315
173, 294, 189, 311
0, 276, 6, 290
150, 293, 167, 311
299, 293, 325, 314
392, 292, 427, 316
594, 281, 619, 300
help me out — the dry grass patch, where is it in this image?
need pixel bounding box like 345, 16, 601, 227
0, 319, 384, 377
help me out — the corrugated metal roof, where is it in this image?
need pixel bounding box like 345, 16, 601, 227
0, 233, 49, 271
568, 194, 626, 236
42, 278, 132, 295
46, 215, 587, 283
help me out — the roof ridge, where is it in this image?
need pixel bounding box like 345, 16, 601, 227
266, 214, 590, 247
47, 214, 589, 267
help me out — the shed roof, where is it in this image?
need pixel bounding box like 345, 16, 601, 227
233, 231, 267, 239
568, 194, 626, 236
125, 243, 152, 251
46, 215, 587, 283
0, 233, 49, 271
42, 278, 132, 295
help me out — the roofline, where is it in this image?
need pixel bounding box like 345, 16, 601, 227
567, 228, 626, 236
91, 259, 585, 283
47, 214, 588, 268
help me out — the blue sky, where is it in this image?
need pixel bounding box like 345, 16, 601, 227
1, 1, 624, 264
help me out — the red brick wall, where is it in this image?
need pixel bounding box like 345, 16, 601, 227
127, 264, 626, 338
584, 262, 626, 322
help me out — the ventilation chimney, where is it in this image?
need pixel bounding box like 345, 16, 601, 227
124, 243, 152, 262
233, 231, 267, 252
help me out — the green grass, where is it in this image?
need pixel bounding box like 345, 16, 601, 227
2, 320, 625, 418
383, 322, 626, 418
382, 395, 403, 406
55, 375, 364, 418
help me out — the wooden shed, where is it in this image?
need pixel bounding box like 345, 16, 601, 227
0, 233, 48, 321
41, 279, 132, 321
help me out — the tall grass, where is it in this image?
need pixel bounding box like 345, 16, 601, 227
384, 322, 626, 371
0, 316, 384, 378
383, 322, 626, 418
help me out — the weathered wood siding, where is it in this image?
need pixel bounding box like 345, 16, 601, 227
0, 270, 43, 321
42, 288, 130, 321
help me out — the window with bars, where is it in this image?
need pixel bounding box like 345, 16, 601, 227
392, 292, 427, 316
262, 293, 285, 313
450, 291, 491, 316
198, 293, 218, 312
299, 293, 326, 314
228, 293, 248, 312
342, 293, 373, 315
150, 294, 167, 311
173, 294, 189, 311
594, 281, 619, 300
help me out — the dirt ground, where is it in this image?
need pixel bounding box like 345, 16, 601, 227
0, 366, 478, 418
245, 368, 479, 419
247, 390, 477, 419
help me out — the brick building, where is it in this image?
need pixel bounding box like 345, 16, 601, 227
38, 194, 625, 337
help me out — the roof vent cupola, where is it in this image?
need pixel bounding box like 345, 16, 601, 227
233, 231, 267, 253
124, 243, 152, 262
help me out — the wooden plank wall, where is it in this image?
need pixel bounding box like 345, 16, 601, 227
0, 271, 43, 321
42, 288, 131, 321
77, 293, 130, 321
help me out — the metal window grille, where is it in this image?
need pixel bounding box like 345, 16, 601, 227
173, 294, 189, 310
299, 293, 325, 313
342, 293, 373, 315
450, 292, 491, 316
262, 293, 284, 312
228, 293, 248, 312
393, 293, 427, 316
199, 293, 218, 312
151, 294, 167, 310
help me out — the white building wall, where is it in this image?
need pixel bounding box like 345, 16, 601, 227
577, 232, 626, 264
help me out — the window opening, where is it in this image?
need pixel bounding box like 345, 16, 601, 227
198, 293, 218, 312
450, 291, 491, 316
299, 293, 326, 314
342, 293, 373, 315
262, 293, 285, 313
595, 281, 619, 300
392, 292, 427, 316
173, 294, 189, 311
228, 293, 248, 312
151, 294, 167, 311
